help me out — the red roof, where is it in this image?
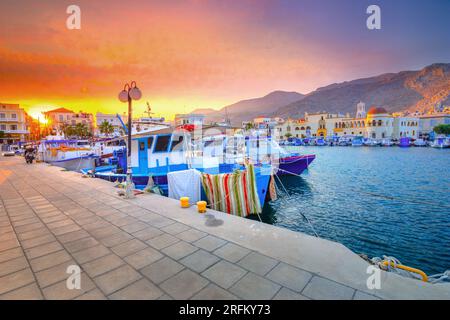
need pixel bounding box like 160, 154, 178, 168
367, 106, 388, 115
44, 107, 74, 114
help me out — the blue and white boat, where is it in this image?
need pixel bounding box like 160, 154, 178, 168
39, 135, 98, 171
83, 128, 273, 208
430, 136, 450, 149
351, 136, 364, 147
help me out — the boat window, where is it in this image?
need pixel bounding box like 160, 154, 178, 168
139, 141, 145, 151
170, 135, 184, 151
147, 137, 154, 150
154, 135, 170, 152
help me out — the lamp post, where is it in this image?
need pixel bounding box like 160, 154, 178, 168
118, 81, 142, 199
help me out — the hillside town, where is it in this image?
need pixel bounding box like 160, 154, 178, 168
1, 101, 449, 147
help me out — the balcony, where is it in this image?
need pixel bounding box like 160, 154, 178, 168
1, 129, 29, 134
0, 118, 21, 122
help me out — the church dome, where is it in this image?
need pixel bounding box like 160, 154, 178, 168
367, 106, 388, 115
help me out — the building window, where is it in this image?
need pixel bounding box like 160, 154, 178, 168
372, 132, 376, 138
59, 115, 64, 121
0, 113, 5, 119
11, 113, 17, 119
0, 124, 6, 130
10, 125, 17, 130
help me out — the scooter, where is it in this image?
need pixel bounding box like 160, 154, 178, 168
25, 151, 36, 164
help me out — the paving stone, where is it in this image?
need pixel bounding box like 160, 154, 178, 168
213, 243, 251, 263
111, 239, 147, 257
132, 226, 164, 241
161, 222, 190, 235
146, 233, 180, 250
160, 269, 209, 300
65, 237, 99, 253
94, 265, 142, 295
229, 272, 280, 300
202, 260, 247, 289
75, 289, 107, 300
0, 247, 23, 264
24, 241, 63, 260
15, 222, 45, 234
0, 256, 29, 277
191, 283, 238, 300
52, 224, 82, 236
175, 228, 207, 243
0, 238, 20, 252
266, 262, 312, 292
161, 241, 198, 260
0, 268, 35, 295
141, 214, 175, 228
29, 250, 72, 272
140, 257, 184, 284
180, 249, 220, 273
273, 287, 310, 300
109, 278, 163, 300
20, 234, 56, 250
99, 232, 134, 247
353, 290, 381, 300
35, 260, 78, 288
0, 283, 43, 300
82, 254, 125, 278
237, 252, 278, 276
124, 247, 163, 269
193, 235, 227, 252
72, 245, 111, 264
57, 229, 91, 243
302, 276, 355, 300
42, 273, 95, 300
17, 228, 51, 241
120, 222, 148, 233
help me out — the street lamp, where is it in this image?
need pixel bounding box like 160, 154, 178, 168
118, 81, 142, 199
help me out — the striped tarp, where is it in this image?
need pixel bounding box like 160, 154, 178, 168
201, 164, 262, 217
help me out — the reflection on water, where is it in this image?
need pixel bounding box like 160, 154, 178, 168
254, 146, 450, 275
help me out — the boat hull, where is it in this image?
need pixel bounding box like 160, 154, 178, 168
48, 156, 98, 172
277, 154, 315, 176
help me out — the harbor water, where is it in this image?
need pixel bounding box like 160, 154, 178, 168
258, 146, 450, 275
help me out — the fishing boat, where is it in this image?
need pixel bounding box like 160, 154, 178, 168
413, 138, 427, 147
351, 136, 364, 147
364, 138, 380, 146
381, 138, 394, 147
93, 138, 127, 159
398, 137, 411, 148
39, 135, 98, 171
315, 137, 326, 146
82, 128, 273, 208
430, 136, 450, 148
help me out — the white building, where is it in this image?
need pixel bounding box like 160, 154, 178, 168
174, 114, 205, 127
274, 103, 420, 140
96, 112, 127, 136
0, 103, 29, 143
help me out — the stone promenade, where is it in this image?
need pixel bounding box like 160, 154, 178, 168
0, 156, 448, 300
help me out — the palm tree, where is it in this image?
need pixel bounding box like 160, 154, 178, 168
99, 120, 114, 136
74, 123, 89, 138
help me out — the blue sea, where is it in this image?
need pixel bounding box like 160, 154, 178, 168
258, 146, 450, 275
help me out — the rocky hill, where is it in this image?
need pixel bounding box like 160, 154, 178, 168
276, 63, 450, 118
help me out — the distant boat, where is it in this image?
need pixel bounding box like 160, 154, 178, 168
413, 138, 427, 147
351, 137, 364, 147
381, 138, 394, 147
316, 138, 326, 146
364, 138, 380, 147
430, 136, 450, 149
398, 137, 412, 148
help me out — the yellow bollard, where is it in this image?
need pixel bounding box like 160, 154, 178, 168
197, 201, 207, 213
180, 197, 190, 208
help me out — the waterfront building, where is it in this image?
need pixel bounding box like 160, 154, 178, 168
96, 112, 127, 136
417, 113, 450, 136
0, 103, 29, 144
174, 114, 205, 127
44, 108, 94, 135
43, 107, 74, 132
274, 103, 421, 140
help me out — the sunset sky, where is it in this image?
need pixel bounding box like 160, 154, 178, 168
1, 0, 449, 120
